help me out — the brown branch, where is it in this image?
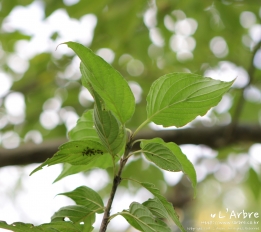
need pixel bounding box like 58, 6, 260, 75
1, 124, 261, 168
99, 141, 132, 232
0, 138, 67, 168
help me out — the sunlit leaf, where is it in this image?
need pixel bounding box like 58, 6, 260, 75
141, 182, 185, 232
59, 186, 104, 214
120, 202, 171, 232
140, 141, 182, 172
146, 73, 233, 127
141, 138, 197, 197
64, 42, 136, 124
0, 220, 82, 232
39, 221, 83, 232
30, 140, 108, 175
82, 213, 95, 232
51, 205, 95, 224
0, 221, 39, 232
53, 155, 113, 183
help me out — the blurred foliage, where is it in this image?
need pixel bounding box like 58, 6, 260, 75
0, 0, 261, 230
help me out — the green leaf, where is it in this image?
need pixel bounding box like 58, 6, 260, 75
140, 141, 182, 172
64, 41, 135, 123
142, 198, 169, 219
0, 221, 39, 232
54, 149, 121, 182
68, 110, 98, 141
146, 73, 233, 127
120, 202, 171, 232
53, 162, 101, 183
59, 186, 104, 214
141, 138, 197, 197
93, 92, 127, 155
141, 182, 185, 232
82, 214, 95, 232
0, 221, 82, 232
164, 142, 197, 197
39, 221, 83, 232
51, 205, 95, 224
52, 108, 120, 182
54, 164, 90, 183
30, 140, 108, 175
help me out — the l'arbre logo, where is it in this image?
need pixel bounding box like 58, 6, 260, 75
209, 208, 260, 219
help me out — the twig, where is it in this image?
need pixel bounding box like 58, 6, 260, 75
99, 140, 133, 232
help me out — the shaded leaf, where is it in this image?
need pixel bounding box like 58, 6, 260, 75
30, 140, 108, 175
140, 142, 182, 172
146, 73, 233, 127
53, 108, 120, 182
64, 41, 135, 123
142, 198, 169, 219
120, 202, 171, 232
141, 182, 185, 232
59, 186, 104, 214
93, 92, 127, 155
68, 110, 98, 141
141, 138, 197, 197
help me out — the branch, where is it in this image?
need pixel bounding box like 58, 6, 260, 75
99, 140, 132, 232
1, 124, 261, 168
0, 138, 67, 168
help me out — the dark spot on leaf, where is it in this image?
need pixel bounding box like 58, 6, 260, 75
82, 146, 103, 156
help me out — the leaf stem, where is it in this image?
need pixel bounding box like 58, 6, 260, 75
108, 212, 120, 222
123, 150, 141, 161
99, 139, 133, 232
121, 177, 141, 185
132, 119, 150, 139
109, 155, 116, 177
131, 139, 144, 147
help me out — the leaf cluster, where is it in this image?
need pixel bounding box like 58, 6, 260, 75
0, 42, 232, 232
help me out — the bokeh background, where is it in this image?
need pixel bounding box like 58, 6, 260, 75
0, 0, 261, 231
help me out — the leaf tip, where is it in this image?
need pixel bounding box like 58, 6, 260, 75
55, 41, 77, 51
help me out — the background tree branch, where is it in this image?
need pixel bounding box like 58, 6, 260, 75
1, 124, 261, 168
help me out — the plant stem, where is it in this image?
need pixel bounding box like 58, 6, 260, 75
99, 140, 133, 232
132, 118, 150, 138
